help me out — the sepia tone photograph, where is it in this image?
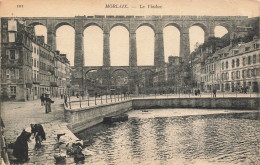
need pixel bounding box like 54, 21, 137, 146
0, 0, 259, 164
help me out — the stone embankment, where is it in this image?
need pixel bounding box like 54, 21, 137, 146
65, 97, 259, 133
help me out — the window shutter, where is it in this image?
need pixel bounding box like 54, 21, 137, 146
15, 50, 19, 59
6, 49, 10, 59
15, 69, 19, 79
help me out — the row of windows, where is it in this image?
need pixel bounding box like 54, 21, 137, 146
6, 49, 18, 60
5, 69, 19, 79
221, 68, 258, 81
203, 63, 216, 74
201, 74, 219, 82
40, 50, 53, 61
222, 54, 259, 70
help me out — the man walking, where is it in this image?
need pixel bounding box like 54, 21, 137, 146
40, 94, 45, 106
213, 88, 217, 98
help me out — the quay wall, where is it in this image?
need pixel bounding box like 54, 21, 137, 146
65, 97, 259, 133
132, 97, 259, 110
64, 100, 132, 133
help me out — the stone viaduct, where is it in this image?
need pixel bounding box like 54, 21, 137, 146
23, 15, 247, 68
22, 15, 247, 94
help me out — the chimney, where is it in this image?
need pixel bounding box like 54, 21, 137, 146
55, 50, 60, 55
168, 56, 174, 65
36, 36, 45, 44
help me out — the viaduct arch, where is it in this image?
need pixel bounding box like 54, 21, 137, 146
23, 15, 247, 67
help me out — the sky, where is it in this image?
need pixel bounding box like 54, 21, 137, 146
1, 0, 259, 66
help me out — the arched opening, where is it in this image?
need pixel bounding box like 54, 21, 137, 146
163, 26, 180, 62
85, 69, 100, 96
111, 69, 128, 94
110, 26, 129, 66
189, 26, 205, 52
84, 26, 103, 66
56, 25, 75, 66
214, 26, 228, 38
34, 25, 47, 43
136, 26, 154, 66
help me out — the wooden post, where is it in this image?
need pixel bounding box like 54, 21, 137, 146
88, 94, 89, 106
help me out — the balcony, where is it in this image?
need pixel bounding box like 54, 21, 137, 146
50, 82, 58, 87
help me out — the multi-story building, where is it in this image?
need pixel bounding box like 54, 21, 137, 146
38, 36, 55, 97
1, 18, 72, 101
1, 18, 34, 101
194, 37, 260, 93
31, 41, 40, 99
54, 51, 71, 98
220, 37, 260, 93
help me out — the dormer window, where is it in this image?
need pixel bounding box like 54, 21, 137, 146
245, 47, 250, 51
234, 50, 239, 55
254, 44, 259, 49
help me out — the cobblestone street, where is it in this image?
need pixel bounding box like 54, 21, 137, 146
1, 98, 77, 164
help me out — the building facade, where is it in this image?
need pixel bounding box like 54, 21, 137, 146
193, 37, 260, 93
1, 18, 72, 101
1, 18, 34, 101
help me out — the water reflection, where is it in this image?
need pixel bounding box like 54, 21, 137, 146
76, 110, 260, 165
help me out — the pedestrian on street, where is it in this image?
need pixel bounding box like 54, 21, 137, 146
40, 94, 45, 106
45, 94, 54, 113
64, 94, 68, 107
213, 88, 217, 98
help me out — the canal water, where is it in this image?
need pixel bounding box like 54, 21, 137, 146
76, 109, 260, 165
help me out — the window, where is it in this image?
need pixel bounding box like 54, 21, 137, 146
234, 50, 239, 55
6, 69, 10, 79
37, 71, 39, 81
222, 62, 224, 70
8, 32, 16, 42
226, 72, 229, 80
236, 71, 240, 79
243, 57, 246, 66
247, 69, 251, 77
231, 72, 235, 80
252, 69, 256, 77
236, 59, 240, 67
254, 44, 259, 49
10, 50, 15, 59
37, 61, 39, 68
15, 69, 19, 79
245, 47, 250, 51
253, 55, 256, 64
10, 86, 16, 95
34, 47, 36, 53
232, 59, 235, 68
242, 70, 245, 78
226, 61, 228, 69
248, 56, 251, 65
34, 59, 36, 67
